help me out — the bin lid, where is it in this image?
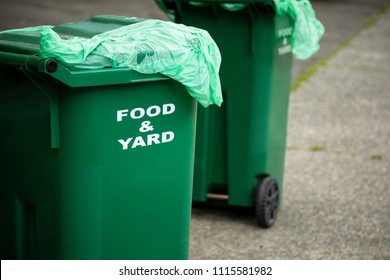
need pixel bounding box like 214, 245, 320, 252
158, 0, 324, 60
0, 15, 222, 107
156, 0, 271, 16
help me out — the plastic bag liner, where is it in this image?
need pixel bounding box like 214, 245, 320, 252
2, 20, 222, 108
154, 0, 323, 60
274, 0, 324, 60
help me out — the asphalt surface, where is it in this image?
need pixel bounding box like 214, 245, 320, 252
1, 0, 389, 259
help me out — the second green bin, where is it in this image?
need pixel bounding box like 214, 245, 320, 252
158, 0, 294, 227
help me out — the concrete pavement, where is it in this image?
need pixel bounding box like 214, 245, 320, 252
190, 1, 390, 259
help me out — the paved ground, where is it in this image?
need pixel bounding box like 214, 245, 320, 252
1, 0, 389, 259
0, 0, 168, 30
190, 1, 390, 260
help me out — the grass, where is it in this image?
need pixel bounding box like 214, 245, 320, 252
370, 154, 383, 160
309, 145, 326, 152
288, 146, 384, 160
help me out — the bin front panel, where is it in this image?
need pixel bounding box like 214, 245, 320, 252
57, 80, 197, 260
0, 67, 197, 259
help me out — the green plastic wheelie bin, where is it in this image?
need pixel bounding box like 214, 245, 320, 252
0, 16, 203, 259
157, 0, 294, 228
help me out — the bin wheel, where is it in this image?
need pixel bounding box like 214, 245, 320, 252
254, 177, 279, 228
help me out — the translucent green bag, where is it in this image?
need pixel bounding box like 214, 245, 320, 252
1, 20, 223, 108
155, 0, 324, 60
274, 0, 324, 60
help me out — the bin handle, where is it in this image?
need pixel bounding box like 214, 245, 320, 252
21, 58, 60, 150
0, 52, 60, 149
0, 51, 39, 70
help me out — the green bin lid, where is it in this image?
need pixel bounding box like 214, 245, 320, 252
0, 16, 169, 87
0, 15, 223, 107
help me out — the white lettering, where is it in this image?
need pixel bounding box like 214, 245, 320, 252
117, 110, 128, 122
118, 138, 132, 150
278, 44, 292, 55
116, 103, 176, 151
117, 103, 176, 122
132, 136, 146, 148
117, 131, 174, 150
147, 105, 161, 117
278, 27, 292, 38
162, 131, 174, 143
130, 108, 145, 119
163, 103, 175, 115
147, 133, 161, 145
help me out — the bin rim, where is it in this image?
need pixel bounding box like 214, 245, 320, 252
0, 50, 169, 88
0, 15, 224, 107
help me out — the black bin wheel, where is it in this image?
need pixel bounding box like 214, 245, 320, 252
254, 176, 279, 228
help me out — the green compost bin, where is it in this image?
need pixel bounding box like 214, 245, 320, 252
157, 0, 294, 227
0, 16, 200, 259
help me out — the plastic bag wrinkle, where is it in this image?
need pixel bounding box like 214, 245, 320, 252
1, 20, 223, 108
273, 0, 324, 60
154, 0, 324, 60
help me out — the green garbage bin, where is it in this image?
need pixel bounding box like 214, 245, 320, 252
157, 0, 294, 227
0, 16, 201, 259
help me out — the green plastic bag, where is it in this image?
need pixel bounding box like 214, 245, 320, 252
154, 0, 323, 60
274, 0, 324, 60
1, 20, 222, 108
